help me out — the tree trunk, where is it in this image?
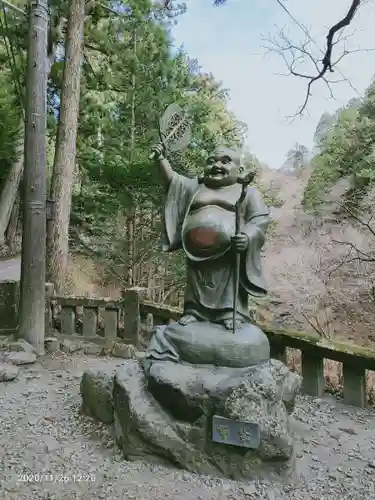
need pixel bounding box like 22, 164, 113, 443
5, 190, 20, 253
129, 29, 137, 162
0, 14, 62, 248
46, 0, 85, 292
0, 123, 24, 245
126, 211, 134, 286
18, 0, 48, 354
132, 208, 137, 284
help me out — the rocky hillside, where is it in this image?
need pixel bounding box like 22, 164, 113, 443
259, 166, 375, 347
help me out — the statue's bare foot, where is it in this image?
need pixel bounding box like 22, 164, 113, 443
179, 314, 198, 326
223, 319, 243, 331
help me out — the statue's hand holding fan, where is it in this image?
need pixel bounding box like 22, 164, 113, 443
149, 103, 192, 160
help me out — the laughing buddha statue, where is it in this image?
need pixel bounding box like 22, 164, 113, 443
144, 143, 272, 369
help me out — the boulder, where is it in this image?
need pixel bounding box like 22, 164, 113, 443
145, 358, 300, 422
0, 361, 19, 381
4, 338, 37, 354
113, 360, 216, 476
44, 336, 60, 353
80, 367, 115, 424
3, 351, 37, 365
83, 342, 102, 356
111, 342, 137, 359
112, 359, 301, 480
61, 338, 84, 354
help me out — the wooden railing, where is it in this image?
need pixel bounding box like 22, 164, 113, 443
46, 285, 375, 408
46, 286, 143, 346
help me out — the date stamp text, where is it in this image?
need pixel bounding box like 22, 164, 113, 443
17, 472, 96, 483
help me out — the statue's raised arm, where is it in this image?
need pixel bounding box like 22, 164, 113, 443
150, 142, 198, 253
150, 143, 174, 189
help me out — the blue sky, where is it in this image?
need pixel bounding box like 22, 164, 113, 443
171, 0, 375, 168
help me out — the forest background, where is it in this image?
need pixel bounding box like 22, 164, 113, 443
1, 0, 375, 349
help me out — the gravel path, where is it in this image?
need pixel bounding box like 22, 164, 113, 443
0, 353, 374, 500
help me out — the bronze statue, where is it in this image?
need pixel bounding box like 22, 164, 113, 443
153, 142, 270, 320
143, 143, 272, 367
97, 141, 301, 478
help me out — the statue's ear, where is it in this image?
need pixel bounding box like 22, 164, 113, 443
238, 165, 244, 173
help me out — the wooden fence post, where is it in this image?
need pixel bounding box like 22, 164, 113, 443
82, 306, 98, 337
343, 362, 366, 408
104, 305, 119, 340
122, 287, 145, 347
301, 351, 325, 398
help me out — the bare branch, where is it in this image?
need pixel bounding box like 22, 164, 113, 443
300, 310, 329, 339
333, 47, 375, 67
326, 237, 375, 278
331, 239, 373, 259
336, 200, 375, 238
267, 0, 365, 114
323, 0, 361, 70
326, 246, 353, 278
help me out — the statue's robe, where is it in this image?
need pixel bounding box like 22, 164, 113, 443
144, 172, 271, 364
162, 172, 271, 322
145, 172, 271, 364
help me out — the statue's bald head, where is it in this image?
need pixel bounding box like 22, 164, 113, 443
212, 146, 242, 167
202, 145, 244, 188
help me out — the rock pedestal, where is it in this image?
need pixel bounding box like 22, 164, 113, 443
81, 354, 301, 481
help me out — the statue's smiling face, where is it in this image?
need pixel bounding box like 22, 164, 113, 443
203, 154, 240, 188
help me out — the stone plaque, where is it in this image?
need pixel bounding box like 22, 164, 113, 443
212, 415, 260, 449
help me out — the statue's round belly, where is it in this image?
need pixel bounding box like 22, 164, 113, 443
182, 206, 235, 259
